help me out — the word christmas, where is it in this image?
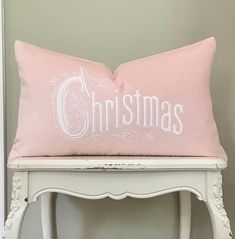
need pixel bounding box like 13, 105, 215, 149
55, 70, 184, 139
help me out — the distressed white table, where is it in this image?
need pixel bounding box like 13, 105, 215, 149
3, 156, 232, 239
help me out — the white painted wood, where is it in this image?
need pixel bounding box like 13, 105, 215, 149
179, 191, 191, 239
3, 157, 232, 239
205, 171, 233, 239
0, 0, 5, 238
8, 156, 227, 171
41, 193, 54, 239
2, 172, 28, 239
28, 170, 206, 201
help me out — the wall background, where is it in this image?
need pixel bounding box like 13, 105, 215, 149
5, 0, 235, 238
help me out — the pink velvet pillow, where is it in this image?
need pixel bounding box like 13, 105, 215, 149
9, 37, 227, 160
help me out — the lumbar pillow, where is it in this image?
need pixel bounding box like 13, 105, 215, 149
9, 37, 227, 160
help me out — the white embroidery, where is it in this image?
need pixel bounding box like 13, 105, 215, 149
53, 67, 184, 141
56, 69, 89, 138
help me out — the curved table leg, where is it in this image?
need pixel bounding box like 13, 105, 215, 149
205, 171, 232, 239
179, 191, 191, 239
41, 192, 54, 239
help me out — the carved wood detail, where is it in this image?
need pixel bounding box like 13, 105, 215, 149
213, 173, 231, 231
2, 176, 22, 238
32, 186, 203, 202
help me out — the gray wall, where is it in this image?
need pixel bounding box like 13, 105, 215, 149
5, 0, 235, 238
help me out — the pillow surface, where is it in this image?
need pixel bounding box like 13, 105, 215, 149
9, 37, 227, 160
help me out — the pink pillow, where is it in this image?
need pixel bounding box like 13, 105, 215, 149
9, 37, 227, 160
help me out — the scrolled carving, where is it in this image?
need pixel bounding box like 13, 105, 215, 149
33, 186, 202, 202
2, 176, 22, 238
213, 173, 231, 230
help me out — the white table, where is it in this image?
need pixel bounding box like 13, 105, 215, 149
3, 156, 232, 239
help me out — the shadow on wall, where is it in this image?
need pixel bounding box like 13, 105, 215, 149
211, 54, 235, 228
